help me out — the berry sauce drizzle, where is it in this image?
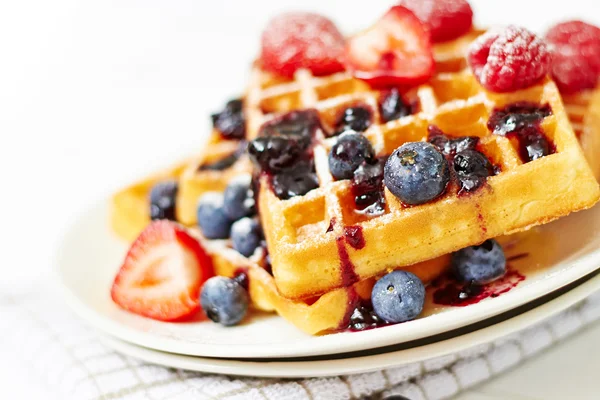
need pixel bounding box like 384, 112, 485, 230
432, 268, 525, 307
336, 237, 360, 287
487, 102, 554, 163
428, 125, 498, 195
350, 159, 386, 216
344, 226, 365, 250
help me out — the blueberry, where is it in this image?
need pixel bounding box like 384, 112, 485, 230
453, 149, 493, 192
384, 142, 449, 205
211, 99, 245, 140
223, 175, 255, 221
335, 106, 372, 133
196, 192, 233, 239
371, 271, 425, 323
248, 136, 304, 172
329, 132, 375, 180
272, 170, 319, 200
380, 88, 412, 122
149, 180, 178, 221
200, 276, 249, 326
231, 218, 263, 257
452, 239, 506, 284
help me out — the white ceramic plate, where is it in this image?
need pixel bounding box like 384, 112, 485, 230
99, 270, 600, 378
55, 199, 600, 359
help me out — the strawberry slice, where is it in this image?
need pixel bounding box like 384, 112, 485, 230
111, 220, 214, 321
345, 6, 434, 88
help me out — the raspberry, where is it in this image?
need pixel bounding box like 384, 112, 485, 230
260, 12, 345, 78
545, 21, 600, 93
467, 26, 552, 93
399, 0, 473, 43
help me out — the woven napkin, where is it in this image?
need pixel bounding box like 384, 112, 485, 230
1, 284, 599, 400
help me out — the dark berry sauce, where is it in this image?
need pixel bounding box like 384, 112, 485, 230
344, 226, 365, 250
198, 142, 245, 171
432, 268, 525, 307
345, 302, 389, 332
350, 159, 386, 216
428, 126, 497, 194
336, 237, 360, 287
379, 88, 414, 123
326, 218, 336, 233
487, 102, 554, 163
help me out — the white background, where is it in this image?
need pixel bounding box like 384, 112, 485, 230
1, 0, 599, 398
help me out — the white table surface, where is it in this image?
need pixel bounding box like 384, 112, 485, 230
1, 0, 598, 398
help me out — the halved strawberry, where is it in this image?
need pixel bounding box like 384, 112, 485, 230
345, 6, 435, 88
111, 220, 214, 321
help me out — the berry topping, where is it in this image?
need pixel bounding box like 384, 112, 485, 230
371, 270, 425, 323
259, 110, 320, 144
347, 304, 384, 331
231, 217, 263, 257
248, 136, 305, 173
399, 0, 474, 43
520, 132, 552, 161
487, 102, 554, 163
488, 103, 552, 136
453, 149, 493, 193
272, 169, 319, 200
384, 142, 450, 205
334, 106, 372, 134
329, 132, 376, 180
345, 6, 435, 88
352, 160, 386, 216
428, 126, 479, 156
149, 180, 178, 221
211, 99, 245, 140
197, 192, 233, 240
200, 276, 249, 326
452, 239, 507, 284
260, 12, 345, 78
111, 221, 214, 321
545, 21, 600, 93
468, 26, 551, 93
250, 110, 320, 173
380, 88, 413, 122
223, 175, 256, 221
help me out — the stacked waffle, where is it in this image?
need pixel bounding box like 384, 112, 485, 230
110, 3, 600, 334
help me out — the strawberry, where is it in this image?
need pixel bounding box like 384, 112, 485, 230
260, 12, 346, 78
111, 220, 214, 321
345, 6, 435, 88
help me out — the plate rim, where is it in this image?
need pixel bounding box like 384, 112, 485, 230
55, 200, 600, 359
99, 270, 600, 378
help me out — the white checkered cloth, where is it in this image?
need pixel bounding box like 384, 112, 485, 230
1, 285, 600, 400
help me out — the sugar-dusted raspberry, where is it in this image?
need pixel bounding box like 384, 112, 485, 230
399, 0, 473, 43
545, 21, 600, 93
468, 26, 552, 93
260, 12, 345, 78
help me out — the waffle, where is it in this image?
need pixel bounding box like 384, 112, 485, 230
564, 87, 600, 181
111, 161, 449, 334
251, 70, 600, 299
